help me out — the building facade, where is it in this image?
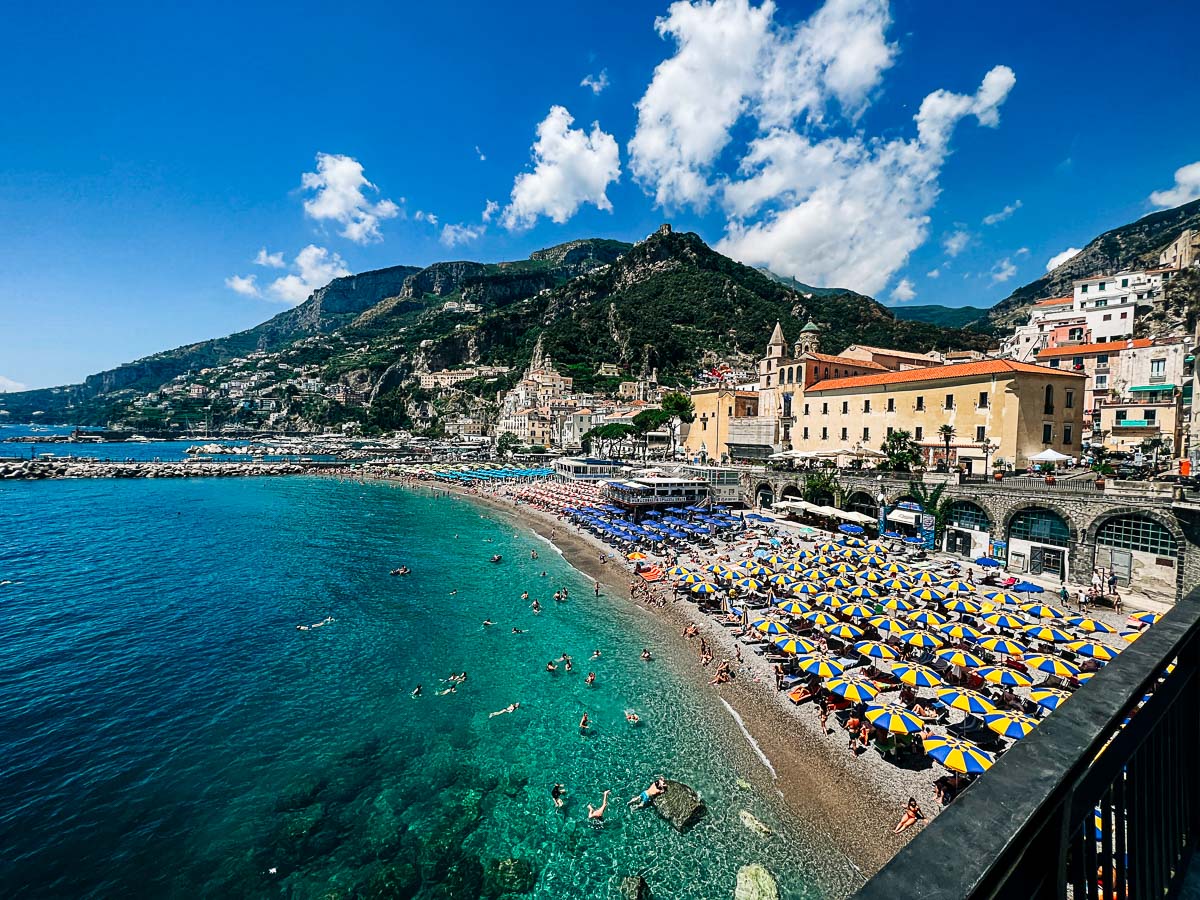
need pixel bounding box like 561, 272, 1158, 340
683, 387, 759, 461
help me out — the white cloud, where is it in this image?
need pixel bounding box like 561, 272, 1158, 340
0, 375, 28, 393
1015, 246, 1029, 256
300, 152, 399, 244
581, 69, 610, 95
628, 0, 896, 210
225, 274, 261, 297
501, 105, 621, 231
990, 257, 1017, 283
982, 199, 1021, 225
1149, 161, 1200, 208
481, 200, 500, 223
942, 229, 970, 257
890, 278, 916, 301
1046, 247, 1081, 272
926, 267, 941, 279
475, 145, 486, 162
414, 210, 439, 227
441, 223, 486, 247
267, 245, 351, 304
254, 248, 286, 268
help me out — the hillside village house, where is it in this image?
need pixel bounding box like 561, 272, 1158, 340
690, 322, 1085, 471
1037, 338, 1191, 451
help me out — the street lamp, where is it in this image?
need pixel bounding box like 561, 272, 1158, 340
982, 438, 999, 478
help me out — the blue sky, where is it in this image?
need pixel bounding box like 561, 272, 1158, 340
2, 0, 1197, 389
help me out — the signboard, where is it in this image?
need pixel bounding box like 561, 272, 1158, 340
990, 539, 1008, 561
920, 513, 936, 550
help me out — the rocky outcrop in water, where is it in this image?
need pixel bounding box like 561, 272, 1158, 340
620, 874, 652, 899
652, 780, 706, 832
734, 864, 779, 900
483, 857, 536, 896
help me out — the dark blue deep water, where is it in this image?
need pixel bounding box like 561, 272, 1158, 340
0, 477, 856, 898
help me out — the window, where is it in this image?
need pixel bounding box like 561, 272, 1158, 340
821, 427, 828, 440
915, 396, 925, 411
1081, 284, 1088, 293
1097, 354, 1109, 367
802, 427, 809, 440
701, 418, 708, 430
822, 402, 829, 415
945, 394, 955, 410
1120, 312, 1128, 320
1043, 385, 1054, 414
1096, 514, 1178, 557
842, 401, 849, 414
1103, 314, 1112, 322
887, 398, 895, 412
915, 426, 924, 440
886, 426, 894, 436
947, 501, 990, 531
863, 399, 871, 413
1063, 424, 1073, 445
1151, 358, 1166, 376
1096, 374, 1108, 387
1049, 359, 1060, 368
975, 425, 986, 442
1121, 278, 1129, 288
1098, 281, 1106, 291
1065, 390, 1074, 409
728, 406, 733, 416
1095, 298, 1108, 308
840, 427, 848, 440
1116, 410, 1127, 422
1009, 509, 1070, 547
862, 427, 870, 441
803, 403, 810, 416
1069, 327, 1084, 340
978, 391, 988, 408
1144, 409, 1158, 425
1042, 423, 1053, 443
1072, 357, 1084, 369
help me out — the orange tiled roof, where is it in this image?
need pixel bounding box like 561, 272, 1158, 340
1034, 295, 1073, 306
807, 352, 887, 370
1036, 338, 1151, 359
806, 359, 1082, 392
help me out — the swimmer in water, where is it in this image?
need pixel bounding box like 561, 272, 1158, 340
585, 672, 596, 686
591, 649, 602, 659
411, 684, 422, 697
532, 600, 542, 613
641, 649, 653, 661
579, 713, 590, 731
511, 627, 525, 634
551, 783, 566, 809
521, 591, 529, 601
437, 685, 457, 696
546, 661, 558, 673
587, 790, 611, 821
483, 619, 495, 627
625, 711, 640, 725
489, 702, 520, 718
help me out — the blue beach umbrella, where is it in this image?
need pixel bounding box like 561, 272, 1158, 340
975, 557, 1002, 568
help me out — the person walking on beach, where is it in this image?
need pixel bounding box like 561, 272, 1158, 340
817, 701, 829, 735
587, 790, 611, 821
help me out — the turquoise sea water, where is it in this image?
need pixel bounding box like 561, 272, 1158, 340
0, 426, 321, 463
0, 477, 858, 898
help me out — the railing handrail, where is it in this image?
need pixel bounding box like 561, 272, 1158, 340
853, 588, 1200, 899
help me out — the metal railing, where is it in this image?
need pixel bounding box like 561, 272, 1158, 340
854, 588, 1200, 899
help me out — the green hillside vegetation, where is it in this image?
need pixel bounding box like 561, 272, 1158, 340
890, 304, 989, 330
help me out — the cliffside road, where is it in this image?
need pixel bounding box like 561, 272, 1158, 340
0, 459, 308, 480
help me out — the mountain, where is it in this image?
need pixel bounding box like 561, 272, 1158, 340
890, 304, 988, 329
0, 227, 992, 432
987, 198, 1200, 329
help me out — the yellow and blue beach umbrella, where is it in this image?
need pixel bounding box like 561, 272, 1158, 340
978, 636, 1027, 656
923, 734, 995, 774
905, 630, 943, 650
768, 572, 798, 587
824, 576, 855, 590
1132, 611, 1161, 625
840, 602, 875, 620
813, 592, 843, 609
1032, 687, 1071, 710
705, 563, 732, 575
863, 554, 888, 567
855, 640, 899, 661
942, 597, 981, 615
666, 565, 694, 578
733, 577, 763, 592
893, 663, 944, 688
1121, 630, 1143, 643
781, 561, 808, 574
935, 648, 984, 669
792, 581, 821, 595
984, 711, 1039, 740
829, 562, 857, 574
909, 587, 947, 603
745, 565, 773, 578
942, 580, 976, 594
936, 687, 996, 715
984, 591, 1021, 605
793, 549, 814, 561
1022, 624, 1074, 643
841, 537, 867, 548
912, 571, 942, 586
880, 577, 913, 592
882, 596, 915, 613
1076, 670, 1097, 684
883, 562, 909, 574
907, 609, 947, 628
982, 611, 1026, 630
869, 615, 907, 634
805, 567, 830, 582
1022, 603, 1065, 619
720, 568, 747, 582
798, 655, 844, 678
815, 542, 838, 553
1067, 617, 1116, 634
774, 599, 808, 615
1065, 640, 1116, 662
773, 634, 818, 655
1025, 654, 1080, 677
678, 572, 705, 585
761, 554, 788, 567
865, 703, 925, 734
976, 666, 1034, 688
939, 622, 982, 642
859, 569, 886, 582
838, 549, 864, 562
691, 581, 720, 595
813, 554, 835, 566
826, 622, 865, 641
847, 585, 881, 600
824, 677, 879, 702
803, 610, 839, 628
755, 619, 792, 635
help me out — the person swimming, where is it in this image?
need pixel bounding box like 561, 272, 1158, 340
641, 649, 653, 661
551, 783, 566, 809
579, 713, 590, 731
587, 790, 611, 821
411, 684, 423, 697
511, 627, 525, 634
585, 672, 596, 686
625, 710, 640, 725
591, 649, 602, 659
531, 599, 541, 613
546, 661, 557, 672
482, 619, 495, 627
629, 778, 667, 808
489, 702, 520, 718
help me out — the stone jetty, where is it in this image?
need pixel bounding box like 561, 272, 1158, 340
0, 459, 307, 480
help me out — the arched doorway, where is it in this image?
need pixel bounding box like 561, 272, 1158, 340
779, 485, 802, 502
1092, 512, 1180, 598
754, 483, 774, 508
845, 491, 879, 521
944, 500, 992, 558
1006, 507, 1071, 579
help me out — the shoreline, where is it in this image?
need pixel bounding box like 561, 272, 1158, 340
394, 476, 915, 880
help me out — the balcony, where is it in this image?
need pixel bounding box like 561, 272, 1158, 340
854, 588, 1200, 899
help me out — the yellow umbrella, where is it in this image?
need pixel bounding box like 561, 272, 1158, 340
855, 640, 899, 660
936, 687, 996, 715
984, 711, 1040, 740
825, 677, 879, 702
627, 551, 647, 560
923, 734, 995, 773
894, 663, 944, 688
865, 703, 925, 734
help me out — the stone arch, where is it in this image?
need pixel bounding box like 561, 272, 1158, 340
945, 499, 992, 531
1083, 506, 1187, 600
1001, 500, 1079, 541
779, 484, 803, 502
845, 490, 879, 519
754, 482, 774, 508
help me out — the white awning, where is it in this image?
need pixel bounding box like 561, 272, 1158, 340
887, 509, 920, 526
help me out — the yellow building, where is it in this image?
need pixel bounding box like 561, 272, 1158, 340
683, 387, 759, 462
797, 359, 1086, 471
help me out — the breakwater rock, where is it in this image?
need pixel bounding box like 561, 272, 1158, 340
0, 459, 307, 480
653, 780, 706, 832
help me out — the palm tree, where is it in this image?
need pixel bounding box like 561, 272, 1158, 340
937, 424, 956, 470
908, 480, 950, 542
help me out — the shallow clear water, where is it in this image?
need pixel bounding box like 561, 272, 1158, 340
0, 477, 857, 899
